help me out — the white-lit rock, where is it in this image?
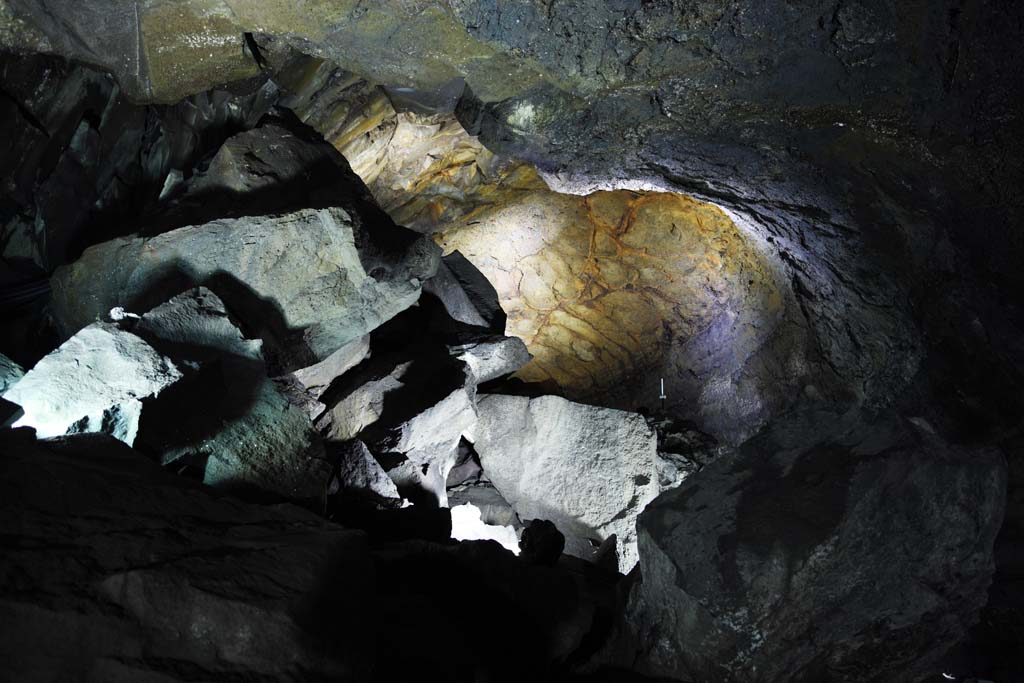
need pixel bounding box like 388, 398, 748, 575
451, 502, 520, 555
449, 335, 531, 385
3, 323, 181, 443
466, 394, 662, 571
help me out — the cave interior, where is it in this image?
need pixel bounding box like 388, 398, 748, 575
0, 2, 1022, 683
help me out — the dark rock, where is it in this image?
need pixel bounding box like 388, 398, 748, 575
0, 352, 25, 393
627, 411, 1007, 683
0, 432, 376, 682
424, 249, 507, 333
131, 288, 331, 500
520, 519, 566, 567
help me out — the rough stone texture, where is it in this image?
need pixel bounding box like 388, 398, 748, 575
0, 431, 376, 682
2, 322, 181, 443
0, 352, 24, 393
293, 334, 370, 400
447, 482, 520, 529
0, 431, 606, 682
50, 206, 439, 371
449, 334, 531, 385
330, 438, 401, 504
467, 394, 662, 571
628, 411, 1007, 683
130, 288, 330, 500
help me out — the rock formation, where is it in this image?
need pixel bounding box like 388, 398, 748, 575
1, 3, 1021, 681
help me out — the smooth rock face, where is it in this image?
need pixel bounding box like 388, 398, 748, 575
629, 412, 1007, 683
3, 323, 181, 443
51, 206, 439, 369
131, 288, 330, 500
467, 394, 662, 571
0, 353, 24, 393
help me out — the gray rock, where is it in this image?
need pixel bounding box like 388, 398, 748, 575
449, 334, 531, 385
329, 439, 401, 503
293, 334, 370, 399
424, 250, 507, 333
316, 360, 412, 443
0, 432, 375, 682
366, 380, 477, 508
50, 205, 439, 370
0, 353, 24, 393
2, 323, 181, 444
466, 394, 662, 571
628, 411, 1007, 683
130, 288, 330, 500
447, 482, 520, 528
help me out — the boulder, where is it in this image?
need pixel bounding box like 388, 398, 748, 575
50, 205, 439, 370
423, 250, 507, 333
449, 334, 531, 385
318, 347, 478, 507
0, 432, 375, 682
328, 438, 401, 504
519, 519, 565, 567
467, 394, 663, 571
292, 334, 370, 399
131, 288, 330, 499
0, 352, 24, 393
628, 411, 1007, 683
447, 481, 520, 528
2, 323, 181, 444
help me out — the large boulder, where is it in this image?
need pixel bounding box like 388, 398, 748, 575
0, 432, 375, 682
466, 394, 664, 571
2, 323, 181, 444
628, 411, 1007, 683
50, 204, 439, 370
131, 288, 330, 499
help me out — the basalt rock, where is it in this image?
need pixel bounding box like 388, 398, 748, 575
627, 410, 1007, 683
467, 394, 665, 572
2, 322, 181, 444
0, 352, 24, 393
50, 205, 439, 371
130, 288, 330, 500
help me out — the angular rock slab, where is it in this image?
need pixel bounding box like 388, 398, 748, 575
3, 323, 181, 443
467, 394, 662, 571
50, 206, 439, 369
449, 335, 531, 385
131, 288, 330, 500
628, 413, 1007, 683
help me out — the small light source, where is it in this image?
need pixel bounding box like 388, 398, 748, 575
941, 674, 956, 681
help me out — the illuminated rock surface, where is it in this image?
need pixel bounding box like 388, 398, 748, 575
3, 322, 181, 443
0, 2, 1021, 681
468, 394, 664, 571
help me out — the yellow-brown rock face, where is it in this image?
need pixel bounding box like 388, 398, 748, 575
281, 66, 791, 436
435, 188, 784, 412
